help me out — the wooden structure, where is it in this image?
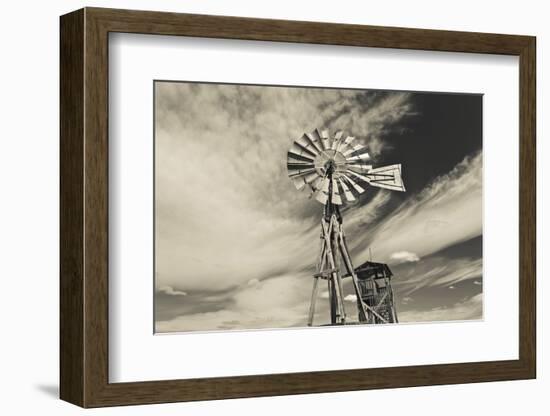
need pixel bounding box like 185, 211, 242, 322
307, 198, 369, 326
353, 261, 399, 324
286, 128, 406, 326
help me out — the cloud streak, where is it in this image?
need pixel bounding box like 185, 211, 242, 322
396, 256, 482, 296
398, 293, 482, 323
157, 272, 313, 332
157, 286, 188, 296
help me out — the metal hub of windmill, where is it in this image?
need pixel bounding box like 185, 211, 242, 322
287, 128, 405, 326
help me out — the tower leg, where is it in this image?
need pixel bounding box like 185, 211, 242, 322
328, 279, 337, 324
308, 230, 328, 327
309, 215, 361, 326
321, 216, 346, 324
331, 218, 347, 324
336, 222, 369, 322
307, 276, 320, 326
382, 269, 398, 323
388, 281, 399, 323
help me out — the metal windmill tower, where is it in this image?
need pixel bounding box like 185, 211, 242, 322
286, 128, 405, 326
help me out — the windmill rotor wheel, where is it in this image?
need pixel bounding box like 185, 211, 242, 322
287, 128, 405, 206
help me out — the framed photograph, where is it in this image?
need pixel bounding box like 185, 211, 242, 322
60, 7, 536, 407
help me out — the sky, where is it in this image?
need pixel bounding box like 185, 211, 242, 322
154, 81, 483, 333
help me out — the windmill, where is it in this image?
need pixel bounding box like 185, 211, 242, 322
287, 128, 405, 326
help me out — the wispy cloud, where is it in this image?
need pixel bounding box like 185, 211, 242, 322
396, 256, 482, 296
401, 296, 413, 305
157, 286, 187, 296
327, 92, 415, 157
398, 293, 482, 323
157, 273, 313, 332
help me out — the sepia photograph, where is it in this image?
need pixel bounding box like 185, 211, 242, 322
154, 81, 483, 333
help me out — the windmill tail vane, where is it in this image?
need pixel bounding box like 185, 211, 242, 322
287, 128, 405, 326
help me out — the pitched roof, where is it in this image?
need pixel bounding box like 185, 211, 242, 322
354, 260, 393, 279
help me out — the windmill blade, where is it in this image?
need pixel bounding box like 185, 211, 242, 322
331, 178, 343, 205
343, 143, 366, 157
286, 160, 315, 173
319, 129, 332, 150
332, 130, 344, 150
291, 178, 307, 191
287, 150, 315, 164
344, 136, 356, 146
291, 171, 322, 190
292, 178, 306, 191
306, 130, 324, 153
346, 163, 373, 173
308, 176, 326, 199
346, 150, 371, 162
366, 164, 406, 191
296, 141, 318, 159
290, 142, 317, 159
338, 178, 356, 202
309, 176, 324, 192
346, 169, 371, 183
287, 159, 314, 171
304, 171, 321, 183
316, 192, 329, 205
288, 167, 317, 178
314, 177, 330, 204
296, 134, 321, 156
337, 136, 357, 156
339, 135, 355, 151
287, 159, 314, 167
342, 173, 366, 194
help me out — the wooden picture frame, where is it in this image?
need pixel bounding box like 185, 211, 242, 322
60, 7, 536, 408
